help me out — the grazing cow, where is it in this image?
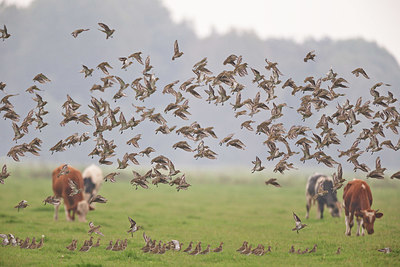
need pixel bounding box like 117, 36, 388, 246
52, 165, 89, 222
343, 179, 383, 236
82, 164, 104, 205
306, 174, 341, 219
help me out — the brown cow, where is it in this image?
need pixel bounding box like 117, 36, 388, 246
343, 179, 383, 236
52, 165, 89, 222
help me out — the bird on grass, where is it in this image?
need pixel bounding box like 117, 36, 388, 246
309, 244, 317, 253
79, 240, 91, 252
20, 237, 30, 249
92, 238, 101, 247
183, 241, 193, 253
0, 234, 9, 245
289, 245, 295, 253
292, 212, 307, 233
213, 242, 224, 252
236, 241, 248, 253
241, 244, 252, 255
189, 242, 202, 255
200, 244, 211, 255
377, 247, 392, 254
336, 247, 341, 254
105, 240, 113, 250
66, 239, 77, 251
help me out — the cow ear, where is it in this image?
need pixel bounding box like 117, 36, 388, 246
375, 212, 383, 218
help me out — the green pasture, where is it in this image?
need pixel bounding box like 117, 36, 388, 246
0, 166, 399, 266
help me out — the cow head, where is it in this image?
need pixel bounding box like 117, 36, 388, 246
328, 201, 342, 218
76, 200, 89, 222
356, 209, 383, 234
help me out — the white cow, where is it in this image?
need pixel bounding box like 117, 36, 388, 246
82, 164, 104, 205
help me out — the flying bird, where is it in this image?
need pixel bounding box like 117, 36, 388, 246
172, 40, 184, 60
68, 179, 82, 196
43, 196, 60, 206
71, 28, 89, 38
57, 164, 70, 178
251, 156, 265, 173
0, 24, 11, 40
88, 221, 104, 236
265, 178, 281, 187
14, 200, 28, 211
33, 73, 51, 84
127, 216, 141, 237
304, 50, 316, 62
0, 164, 10, 184
98, 23, 115, 39
352, 67, 369, 79
292, 212, 307, 233
104, 172, 119, 182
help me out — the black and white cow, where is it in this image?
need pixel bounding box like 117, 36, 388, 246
306, 173, 341, 219
82, 164, 103, 206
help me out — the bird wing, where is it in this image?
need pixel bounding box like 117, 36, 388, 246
128, 216, 136, 226
98, 23, 110, 31
293, 212, 301, 223
174, 40, 179, 54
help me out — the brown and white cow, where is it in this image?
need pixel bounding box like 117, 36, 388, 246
52, 165, 89, 222
343, 179, 383, 236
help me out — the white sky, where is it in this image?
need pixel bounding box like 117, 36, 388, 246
160, 0, 400, 64
1, 0, 400, 64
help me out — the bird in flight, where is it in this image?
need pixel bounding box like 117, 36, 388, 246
292, 212, 307, 233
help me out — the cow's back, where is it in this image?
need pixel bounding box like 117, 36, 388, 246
343, 179, 373, 211
306, 173, 326, 197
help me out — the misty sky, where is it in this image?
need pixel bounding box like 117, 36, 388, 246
1, 0, 399, 64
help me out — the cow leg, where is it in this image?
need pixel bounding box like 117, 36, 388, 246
65, 206, 72, 221
345, 211, 353, 236
317, 200, 324, 219
361, 221, 365, 236
356, 217, 363, 236
54, 203, 60, 221
305, 195, 312, 219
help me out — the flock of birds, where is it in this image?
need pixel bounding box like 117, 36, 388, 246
0, 22, 397, 257
1, 22, 399, 192
0, 233, 45, 249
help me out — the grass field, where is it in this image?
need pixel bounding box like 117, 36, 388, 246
0, 166, 399, 266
